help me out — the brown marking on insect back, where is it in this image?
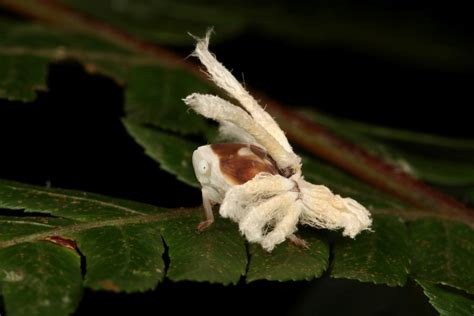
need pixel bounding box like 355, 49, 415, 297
211, 143, 279, 185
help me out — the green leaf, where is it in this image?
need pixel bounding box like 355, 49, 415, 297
331, 215, 409, 287
53, 0, 474, 70
73, 224, 165, 292
0, 18, 132, 53
124, 65, 215, 136
0, 179, 158, 220
312, 112, 474, 194
0, 180, 247, 315
0, 242, 82, 316
416, 280, 474, 316
301, 156, 405, 209
0, 54, 48, 102
0, 18, 134, 102
160, 216, 246, 285
246, 229, 329, 282
122, 119, 200, 188
410, 220, 474, 294
0, 216, 76, 241
59, 0, 249, 45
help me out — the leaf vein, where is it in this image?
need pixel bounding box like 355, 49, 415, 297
5, 185, 147, 216
0, 207, 199, 249
0, 219, 55, 228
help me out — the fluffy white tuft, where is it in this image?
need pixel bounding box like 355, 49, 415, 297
185, 31, 373, 252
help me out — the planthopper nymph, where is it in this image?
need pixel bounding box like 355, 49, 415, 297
184, 31, 372, 252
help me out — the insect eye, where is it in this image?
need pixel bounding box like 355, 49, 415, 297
198, 160, 210, 175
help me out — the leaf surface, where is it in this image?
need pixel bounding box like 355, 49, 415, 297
0, 242, 82, 316
410, 220, 474, 294
331, 215, 410, 287
0, 180, 247, 315
51, 0, 474, 70
160, 216, 246, 285
246, 229, 329, 282
312, 112, 474, 201
416, 280, 474, 316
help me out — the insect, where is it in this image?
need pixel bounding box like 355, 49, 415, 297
184, 31, 372, 251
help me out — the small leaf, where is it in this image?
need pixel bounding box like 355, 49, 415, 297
0, 180, 251, 315
59, 0, 248, 45
410, 220, 474, 294
0, 179, 158, 220
122, 119, 200, 187
0, 18, 133, 102
0, 242, 82, 316
416, 280, 474, 316
73, 224, 165, 292
0, 55, 48, 102
160, 214, 247, 285
331, 215, 409, 287
125, 65, 214, 136
301, 156, 405, 209
246, 229, 329, 282
55, 0, 474, 69
312, 112, 474, 188
0, 180, 173, 298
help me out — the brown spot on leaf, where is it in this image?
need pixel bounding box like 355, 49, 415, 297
98, 280, 121, 292
44, 236, 77, 250
84, 62, 97, 73
211, 143, 279, 185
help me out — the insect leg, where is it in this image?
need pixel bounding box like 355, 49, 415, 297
287, 234, 310, 249
239, 191, 298, 243
261, 201, 302, 252
197, 188, 215, 232
220, 173, 295, 221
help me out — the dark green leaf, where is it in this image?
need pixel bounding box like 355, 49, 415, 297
123, 119, 200, 187
410, 220, 474, 294
0, 18, 214, 137
311, 112, 474, 189
0, 18, 133, 102
301, 156, 405, 209
0, 180, 248, 315
58, 0, 474, 70
160, 215, 246, 285
124, 65, 214, 136
0, 54, 48, 102
0, 216, 76, 241
73, 224, 165, 292
60, 0, 249, 45
0, 179, 158, 220
416, 280, 474, 316
246, 229, 329, 282
0, 242, 82, 316
331, 215, 409, 287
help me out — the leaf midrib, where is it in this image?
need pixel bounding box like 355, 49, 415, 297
0, 46, 159, 66
6, 185, 148, 216
0, 207, 198, 249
